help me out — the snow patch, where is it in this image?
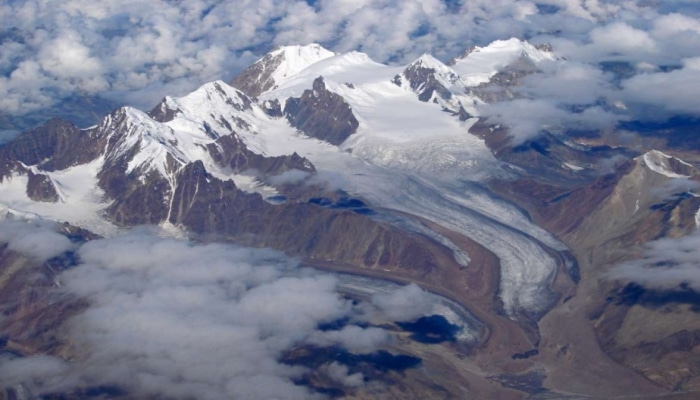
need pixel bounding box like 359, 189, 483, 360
231, 174, 279, 198
563, 162, 584, 171
642, 150, 691, 178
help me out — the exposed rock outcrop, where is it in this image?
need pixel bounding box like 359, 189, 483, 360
26, 170, 60, 203
284, 77, 359, 145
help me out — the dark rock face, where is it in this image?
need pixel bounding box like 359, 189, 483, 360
469, 57, 540, 103
447, 45, 477, 66
260, 99, 284, 117
393, 62, 455, 103
147, 99, 179, 123
0, 95, 119, 136
103, 168, 172, 226
26, 170, 60, 203
230, 51, 286, 97
0, 118, 106, 179
205, 134, 314, 176
167, 160, 256, 232
0, 235, 88, 361
284, 77, 359, 145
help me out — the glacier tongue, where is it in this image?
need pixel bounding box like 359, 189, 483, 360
234, 43, 570, 318
1, 40, 571, 320
238, 81, 565, 319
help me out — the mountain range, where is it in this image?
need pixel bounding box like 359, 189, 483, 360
1, 39, 699, 399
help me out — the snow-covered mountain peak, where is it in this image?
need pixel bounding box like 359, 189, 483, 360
451, 37, 556, 86
640, 150, 695, 178
158, 81, 256, 137
267, 43, 338, 79
337, 50, 373, 64
486, 38, 552, 59
387, 52, 481, 116
174, 80, 249, 108
461, 38, 553, 61
401, 53, 462, 85
230, 43, 337, 97
303, 50, 379, 74
411, 53, 449, 69
271, 43, 336, 59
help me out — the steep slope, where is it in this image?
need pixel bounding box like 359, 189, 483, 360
230, 43, 337, 97
488, 148, 700, 394
283, 77, 360, 145
392, 54, 479, 118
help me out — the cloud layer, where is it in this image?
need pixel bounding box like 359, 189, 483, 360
0, 225, 436, 399
0, 219, 74, 262
610, 228, 700, 291
1, 0, 699, 133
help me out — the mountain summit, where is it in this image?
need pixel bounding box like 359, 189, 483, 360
231, 43, 337, 97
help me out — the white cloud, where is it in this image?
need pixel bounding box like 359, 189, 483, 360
371, 283, 436, 322
609, 229, 700, 291
521, 61, 615, 105
308, 325, 389, 353
652, 13, 700, 37
323, 362, 365, 387
268, 169, 311, 186
0, 228, 412, 399
480, 99, 621, 144
590, 22, 658, 55
0, 220, 74, 262
38, 30, 104, 80
619, 57, 700, 117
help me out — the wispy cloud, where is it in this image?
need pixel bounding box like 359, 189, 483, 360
0, 219, 74, 262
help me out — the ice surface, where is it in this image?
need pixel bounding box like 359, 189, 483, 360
0, 158, 118, 237
236, 110, 562, 317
